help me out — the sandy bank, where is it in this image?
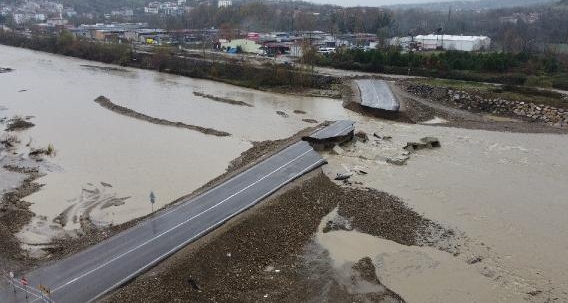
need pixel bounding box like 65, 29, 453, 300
94, 96, 231, 137
193, 92, 253, 107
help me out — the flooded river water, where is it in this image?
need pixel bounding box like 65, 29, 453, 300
2, 45, 568, 301
323, 119, 568, 301
0, 45, 351, 244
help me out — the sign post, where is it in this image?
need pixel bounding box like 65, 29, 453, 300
149, 191, 156, 214
39, 284, 51, 302
9, 271, 15, 293
20, 276, 28, 302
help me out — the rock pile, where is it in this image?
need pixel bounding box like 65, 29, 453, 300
402, 83, 568, 128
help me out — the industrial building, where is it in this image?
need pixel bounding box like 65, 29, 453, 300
413, 35, 491, 52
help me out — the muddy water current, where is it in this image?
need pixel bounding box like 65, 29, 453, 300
323, 120, 568, 301
0, 45, 351, 245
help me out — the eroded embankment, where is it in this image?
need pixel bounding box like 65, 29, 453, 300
94, 96, 231, 137
193, 92, 253, 107
80, 65, 129, 72
104, 171, 456, 302
0, 164, 44, 270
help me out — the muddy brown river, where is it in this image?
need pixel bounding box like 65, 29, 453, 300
0, 45, 352, 246
2, 45, 568, 302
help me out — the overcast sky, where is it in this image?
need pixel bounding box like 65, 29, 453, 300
307, 0, 470, 6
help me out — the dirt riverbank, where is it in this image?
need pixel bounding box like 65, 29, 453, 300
0, 166, 42, 271
193, 92, 254, 107
94, 96, 231, 137
0, 117, 54, 271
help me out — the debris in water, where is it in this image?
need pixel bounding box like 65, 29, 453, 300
355, 130, 369, 143
335, 172, 352, 180
467, 256, 483, 264
373, 133, 392, 141
387, 155, 410, 166
331, 145, 345, 155
403, 137, 441, 153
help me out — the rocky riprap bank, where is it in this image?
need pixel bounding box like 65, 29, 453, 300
401, 82, 568, 128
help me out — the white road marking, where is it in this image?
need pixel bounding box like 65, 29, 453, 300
311, 121, 354, 138
88, 157, 326, 303
48, 147, 315, 295
38, 142, 310, 266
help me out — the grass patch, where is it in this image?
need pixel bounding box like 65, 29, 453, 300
413, 78, 493, 91
1, 133, 20, 147
525, 75, 554, 88
5, 116, 35, 131
29, 143, 56, 157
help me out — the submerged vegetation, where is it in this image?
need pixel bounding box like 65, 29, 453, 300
5, 116, 34, 131
29, 143, 56, 157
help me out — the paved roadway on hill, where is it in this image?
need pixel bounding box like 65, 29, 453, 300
0, 141, 326, 303
356, 79, 400, 111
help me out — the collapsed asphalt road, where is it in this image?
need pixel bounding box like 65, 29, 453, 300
355, 79, 400, 112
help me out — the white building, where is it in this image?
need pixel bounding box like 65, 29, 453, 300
414, 35, 491, 52
144, 6, 159, 14
33, 13, 46, 21
218, 0, 232, 8
13, 13, 29, 25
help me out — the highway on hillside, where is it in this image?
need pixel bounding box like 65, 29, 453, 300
0, 141, 326, 303
356, 79, 400, 111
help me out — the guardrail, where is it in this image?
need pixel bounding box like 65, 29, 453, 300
2, 270, 54, 303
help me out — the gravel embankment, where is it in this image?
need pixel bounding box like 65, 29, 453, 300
104, 171, 456, 302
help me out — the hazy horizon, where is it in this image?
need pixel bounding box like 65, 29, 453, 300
307, 0, 472, 6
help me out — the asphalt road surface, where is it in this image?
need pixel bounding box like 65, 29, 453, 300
356, 79, 400, 111
0, 141, 326, 303
307, 120, 355, 140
